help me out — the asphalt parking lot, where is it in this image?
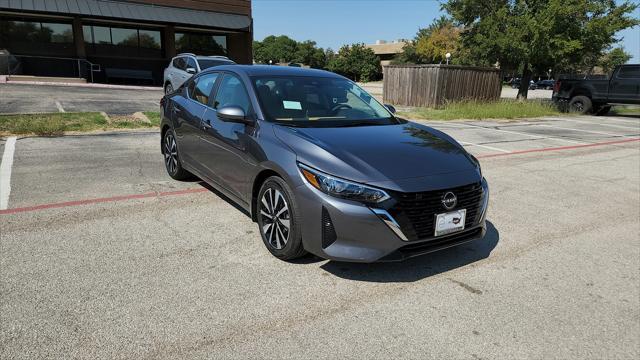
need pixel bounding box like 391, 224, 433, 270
1, 115, 639, 358
0, 83, 162, 115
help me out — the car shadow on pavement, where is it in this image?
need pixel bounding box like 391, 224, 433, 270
320, 221, 499, 283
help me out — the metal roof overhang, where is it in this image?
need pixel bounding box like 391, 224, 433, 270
0, 0, 251, 30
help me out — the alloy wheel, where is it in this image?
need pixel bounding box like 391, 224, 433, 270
164, 132, 178, 175
260, 188, 290, 250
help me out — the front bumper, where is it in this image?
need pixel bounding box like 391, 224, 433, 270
293, 178, 490, 263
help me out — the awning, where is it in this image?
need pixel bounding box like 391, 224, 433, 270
0, 0, 251, 30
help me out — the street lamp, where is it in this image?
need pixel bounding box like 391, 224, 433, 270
445, 52, 451, 65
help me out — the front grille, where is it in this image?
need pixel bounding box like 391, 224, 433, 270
388, 182, 484, 241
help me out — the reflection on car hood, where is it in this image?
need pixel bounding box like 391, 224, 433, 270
273, 122, 477, 184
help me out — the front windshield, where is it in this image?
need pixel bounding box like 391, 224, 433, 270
252, 76, 396, 127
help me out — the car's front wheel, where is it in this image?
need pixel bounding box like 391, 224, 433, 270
257, 177, 307, 260
162, 129, 191, 180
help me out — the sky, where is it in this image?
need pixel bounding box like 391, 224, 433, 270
253, 0, 640, 63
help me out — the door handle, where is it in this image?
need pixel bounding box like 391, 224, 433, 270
202, 120, 213, 130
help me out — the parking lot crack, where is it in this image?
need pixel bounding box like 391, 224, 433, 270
448, 278, 483, 295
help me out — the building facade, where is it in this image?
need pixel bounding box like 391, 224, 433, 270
0, 0, 253, 84
366, 40, 407, 67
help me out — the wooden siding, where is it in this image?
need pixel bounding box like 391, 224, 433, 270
127, 0, 251, 16
383, 65, 502, 108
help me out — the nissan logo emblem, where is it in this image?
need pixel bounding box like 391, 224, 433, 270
441, 192, 457, 210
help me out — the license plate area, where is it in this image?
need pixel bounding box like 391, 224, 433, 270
434, 209, 466, 236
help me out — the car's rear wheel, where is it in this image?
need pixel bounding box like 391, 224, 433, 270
165, 83, 174, 95
257, 177, 307, 260
162, 129, 191, 180
569, 95, 592, 114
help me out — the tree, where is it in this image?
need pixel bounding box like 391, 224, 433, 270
415, 22, 461, 64
327, 44, 381, 82
598, 47, 633, 73
292, 40, 327, 68
394, 16, 457, 64
253, 35, 298, 64
443, 0, 639, 99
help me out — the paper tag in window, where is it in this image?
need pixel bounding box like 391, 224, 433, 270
283, 101, 302, 110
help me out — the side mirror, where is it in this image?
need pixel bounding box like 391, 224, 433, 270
217, 106, 254, 125
186, 67, 197, 75
385, 104, 397, 114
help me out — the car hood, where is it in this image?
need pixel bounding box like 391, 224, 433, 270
273, 122, 478, 185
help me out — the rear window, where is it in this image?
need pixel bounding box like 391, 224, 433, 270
617, 65, 640, 79
197, 59, 234, 70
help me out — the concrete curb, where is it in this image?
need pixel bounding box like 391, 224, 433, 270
3, 80, 162, 91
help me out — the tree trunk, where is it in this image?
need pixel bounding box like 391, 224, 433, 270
517, 63, 531, 100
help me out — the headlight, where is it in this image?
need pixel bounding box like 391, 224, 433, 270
298, 163, 390, 203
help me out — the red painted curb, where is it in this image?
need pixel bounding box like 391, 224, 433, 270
0, 188, 208, 215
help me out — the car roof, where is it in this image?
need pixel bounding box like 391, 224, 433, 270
201, 64, 344, 79
195, 56, 233, 61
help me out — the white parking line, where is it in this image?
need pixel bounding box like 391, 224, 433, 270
459, 141, 511, 153
536, 124, 638, 138
548, 117, 640, 131
595, 116, 640, 125
55, 101, 65, 113
441, 122, 586, 144
0, 137, 17, 210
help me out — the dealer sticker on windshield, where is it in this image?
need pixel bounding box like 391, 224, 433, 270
435, 209, 466, 236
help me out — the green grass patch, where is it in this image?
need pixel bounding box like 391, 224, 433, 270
143, 111, 161, 126
398, 100, 561, 121
0, 112, 108, 136
0, 112, 162, 136
611, 106, 640, 116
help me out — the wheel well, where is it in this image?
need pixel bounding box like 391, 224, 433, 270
570, 89, 592, 100
160, 125, 170, 153
251, 169, 281, 222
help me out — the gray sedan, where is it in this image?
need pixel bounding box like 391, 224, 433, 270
160, 65, 489, 262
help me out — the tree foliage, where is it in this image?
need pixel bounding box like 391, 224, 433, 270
443, 0, 639, 98
253, 36, 330, 68
598, 47, 633, 73
253, 35, 298, 64
327, 44, 381, 82
415, 22, 462, 64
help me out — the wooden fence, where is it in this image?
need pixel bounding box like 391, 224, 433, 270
383, 65, 502, 108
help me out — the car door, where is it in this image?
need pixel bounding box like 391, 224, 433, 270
609, 65, 640, 104
199, 73, 256, 200
173, 75, 216, 171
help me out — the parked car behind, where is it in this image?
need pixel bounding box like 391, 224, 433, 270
163, 53, 235, 94
536, 79, 555, 90
511, 78, 537, 90
159, 65, 489, 263
553, 64, 640, 114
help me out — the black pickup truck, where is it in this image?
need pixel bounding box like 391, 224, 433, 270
553, 64, 639, 115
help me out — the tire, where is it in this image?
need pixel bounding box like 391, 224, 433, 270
569, 95, 592, 114
594, 105, 611, 116
165, 82, 174, 95
256, 176, 307, 261
162, 129, 191, 180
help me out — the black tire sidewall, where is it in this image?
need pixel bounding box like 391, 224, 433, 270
163, 129, 188, 180
256, 177, 305, 259
569, 95, 592, 114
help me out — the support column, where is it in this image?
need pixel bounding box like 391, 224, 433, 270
164, 25, 176, 59
72, 17, 86, 58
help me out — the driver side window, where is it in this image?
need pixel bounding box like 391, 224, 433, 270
214, 74, 251, 114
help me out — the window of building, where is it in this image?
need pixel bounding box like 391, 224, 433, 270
0, 19, 74, 56
83, 25, 162, 58
175, 32, 227, 56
